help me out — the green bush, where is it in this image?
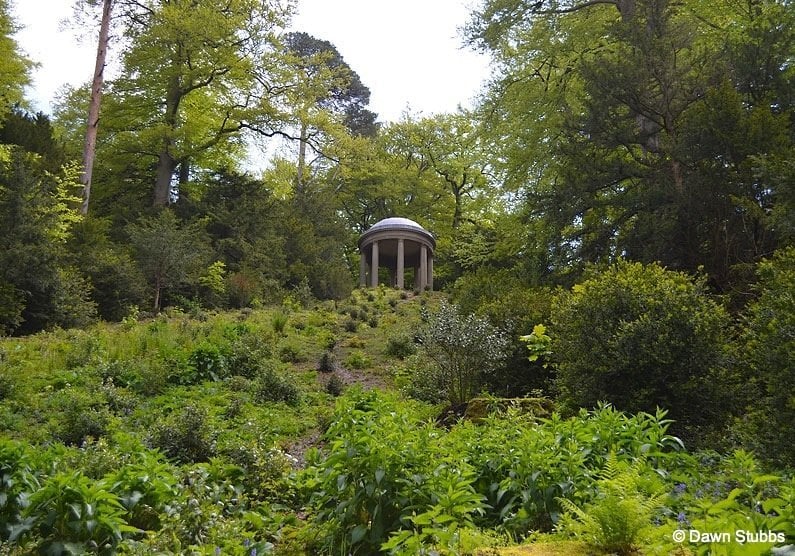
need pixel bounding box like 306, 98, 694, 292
0, 440, 39, 541
253, 361, 301, 406
385, 334, 416, 360
317, 350, 337, 373
149, 405, 217, 464
52, 387, 113, 446
345, 349, 371, 370
186, 341, 229, 383
227, 331, 272, 378
551, 260, 731, 444
736, 247, 795, 467
413, 302, 509, 406
325, 373, 344, 397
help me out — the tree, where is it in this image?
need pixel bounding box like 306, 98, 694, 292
737, 248, 795, 467
192, 168, 287, 303
466, 0, 795, 290
0, 0, 33, 119
79, 0, 113, 215
283, 31, 377, 192
127, 209, 209, 311
0, 147, 96, 334
99, 0, 295, 207
386, 112, 495, 230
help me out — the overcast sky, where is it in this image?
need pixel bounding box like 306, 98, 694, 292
11, 0, 492, 123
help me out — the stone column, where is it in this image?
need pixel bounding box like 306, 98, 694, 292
396, 238, 405, 289
359, 249, 367, 287
370, 240, 379, 288
419, 244, 427, 291
427, 253, 433, 291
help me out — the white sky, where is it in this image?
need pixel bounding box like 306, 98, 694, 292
11, 0, 492, 123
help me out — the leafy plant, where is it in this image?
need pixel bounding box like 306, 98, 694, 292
302, 390, 447, 554
381, 465, 485, 555
551, 260, 731, 444
186, 341, 230, 383
557, 456, 665, 555
519, 323, 552, 366
414, 302, 509, 406
345, 349, 371, 370
20, 472, 137, 554
0, 440, 39, 541
149, 405, 217, 464
108, 452, 178, 531
253, 361, 301, 406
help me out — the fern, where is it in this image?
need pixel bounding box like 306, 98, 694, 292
557, 454, 665, 555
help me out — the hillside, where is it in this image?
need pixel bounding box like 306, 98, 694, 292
1, 289, 793, 555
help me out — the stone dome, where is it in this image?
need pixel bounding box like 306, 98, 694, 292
358, 217, 435, 249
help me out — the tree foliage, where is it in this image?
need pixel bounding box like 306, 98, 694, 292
737, 247, 795, 467
467, 0, 795, 291
0, 1, 33, 120
127, 209, 209, 311
0, 147, 95, 334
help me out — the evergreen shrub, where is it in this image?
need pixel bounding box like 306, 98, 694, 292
551, 260, 730, 443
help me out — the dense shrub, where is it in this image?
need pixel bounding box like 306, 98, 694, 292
253, 360, 301, 406
149, 404, 217, 463
186, 341, 230, 382
384, 334, 416, 359
735, 247, 795, 467
325, 373, 345, 397
52, 387, 113, 446
550, 260, 731, 444
317, 350, 337, 373
413, 302, 509, 406
226, 330, 272, 378
345, 349, 371, 370
451, 268, 554, 395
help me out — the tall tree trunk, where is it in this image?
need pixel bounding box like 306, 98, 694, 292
154, 151, 177, 206
79, 0, 113, 215
296, 121, 308, 194
154, 76, 182, 206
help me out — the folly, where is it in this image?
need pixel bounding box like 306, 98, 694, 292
358, 217, 435, 290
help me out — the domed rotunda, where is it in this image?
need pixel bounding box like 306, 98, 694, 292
358, 217, 435, 290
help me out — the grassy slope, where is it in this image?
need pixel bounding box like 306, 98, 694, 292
0, 287, 432, 450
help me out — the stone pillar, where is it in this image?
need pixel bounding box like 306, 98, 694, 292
427, 253, 433, 291
396, 238, 405, 289
370, 240, 379, 288
419, 244, 428, 291
359, 250, 367, 287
